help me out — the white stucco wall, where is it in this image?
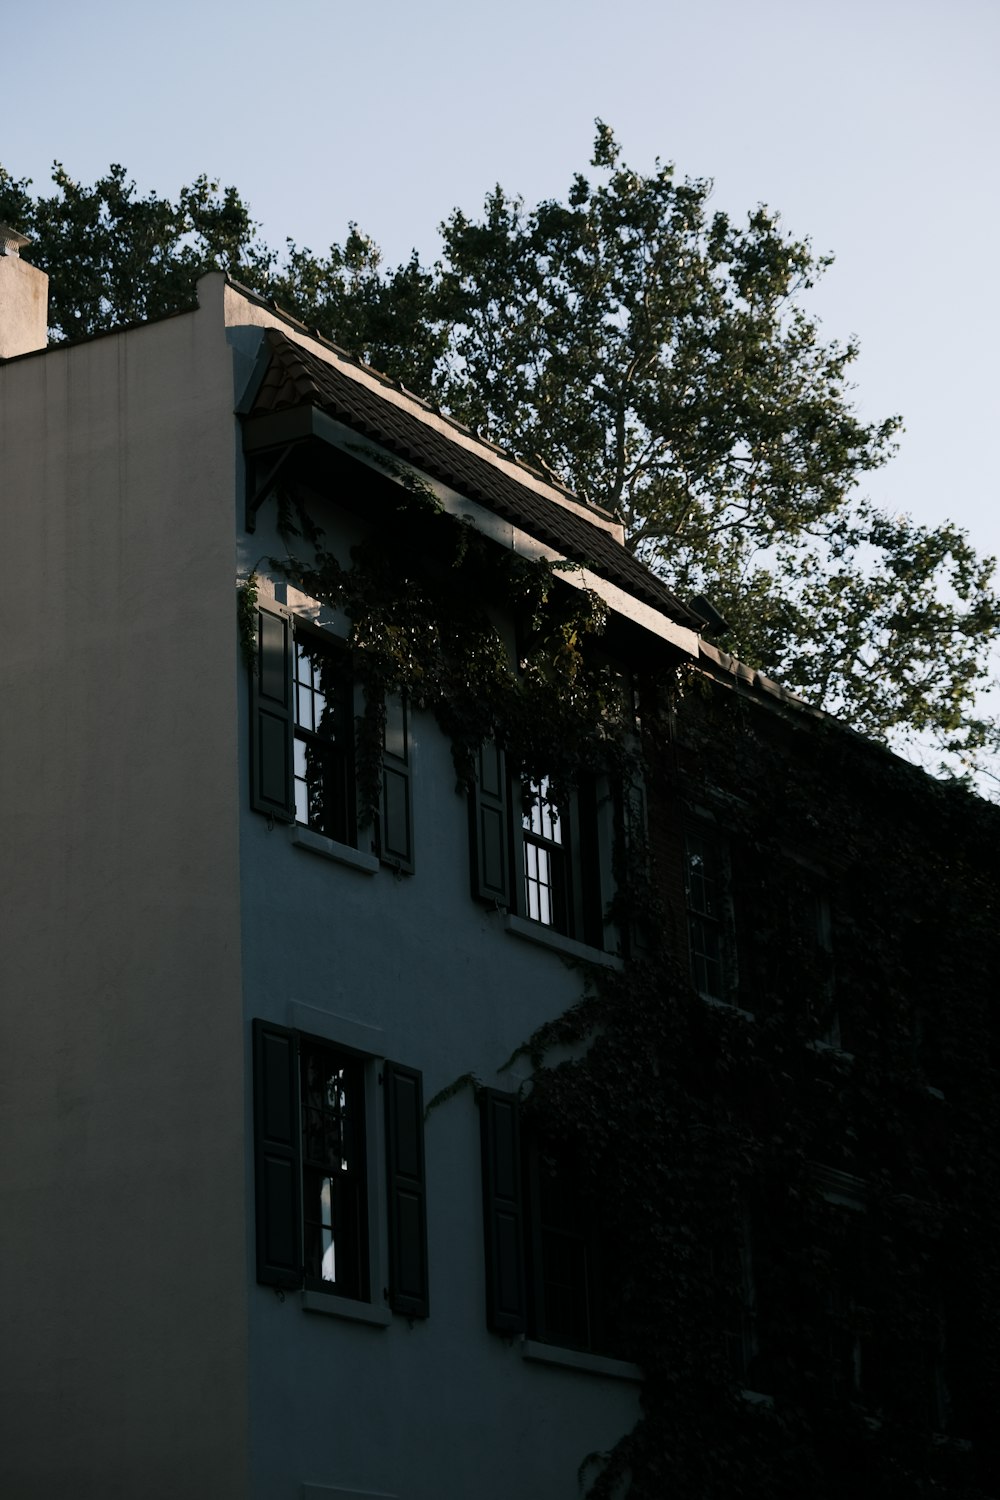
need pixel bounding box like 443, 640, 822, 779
0, 289, 248, 1497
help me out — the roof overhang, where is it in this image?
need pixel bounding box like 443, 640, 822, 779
242, 402, 701, 663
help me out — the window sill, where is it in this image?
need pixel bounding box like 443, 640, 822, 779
503, 914, 623, 970
700, 993, 755, 1021
291, 825, 379, 875
301, 1289, 391, 1326
521, 1337, 642, 1382
807, 1039, 854, 1061
302, 1486, 397, 1499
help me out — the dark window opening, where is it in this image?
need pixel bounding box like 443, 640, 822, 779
716, 1212, 758, 1383
479, 1088, 620, 1359
787, 875, 838, 1044
293, 635, 356, 844
527, 1143, 601, 1351
685, 829, 729, 1000
300, 1039, 368, 1300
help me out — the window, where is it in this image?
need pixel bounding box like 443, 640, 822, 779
250, 601, 413, 871
717, 1207, 759, 1385
521, 777, 568, 930
826, 1270, 865, 1402
252, 1020, 429, 1317
684, 826, 736, 1002
479, 1089, 621, 1358
469, 742, 612, 950
293, 631, 356, 844
300, 1037, 368, 1298
788, 874, 838, 1046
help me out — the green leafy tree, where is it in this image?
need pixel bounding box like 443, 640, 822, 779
0, 162, 274, 339
3, 138, 998, 773
426, 125, 998, 764
269, 226, 448, 395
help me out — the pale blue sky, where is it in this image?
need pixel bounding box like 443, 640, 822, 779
5, 0, 998, 574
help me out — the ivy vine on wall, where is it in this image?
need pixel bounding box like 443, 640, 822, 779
238, 477, 999, 1500
252, 472, 639, 827
520, 686, 1000, 1500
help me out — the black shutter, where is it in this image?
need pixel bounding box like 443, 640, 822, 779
470, 740, 511, 906
251, 604, 295, 821
575, 776, 603, 948
252, 1020, 302, 1289
378, 692, 414, 872
383, 1061, 429, 1317
730, 836, 757, 1012
479, 1089, 526, 1335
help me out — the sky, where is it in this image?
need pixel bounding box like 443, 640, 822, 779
4, 0, 999, 723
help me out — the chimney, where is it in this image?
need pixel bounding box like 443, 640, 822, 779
0, 225, 49, 358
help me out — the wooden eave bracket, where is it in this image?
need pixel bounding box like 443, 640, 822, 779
242, 405, 350, 532
244, 441, 307, 533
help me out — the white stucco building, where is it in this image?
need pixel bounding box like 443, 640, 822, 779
0, 246, 702, 1499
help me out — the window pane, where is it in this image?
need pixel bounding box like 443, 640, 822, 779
300, 1042, 368, 1300
532, 1146, 603, 1353
686, 830, 727, 1000
384, 693, 407, 761
292, 635, 355, 843
522, 778, 568, 933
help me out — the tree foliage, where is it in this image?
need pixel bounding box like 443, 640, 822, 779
0, 162, 273, 340
427, 130, 999, 763
268, 227, 448, 397
3, 134, 998, 775
263, 470, 628, 821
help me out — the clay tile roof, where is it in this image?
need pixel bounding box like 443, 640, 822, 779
250, 328, 701, 629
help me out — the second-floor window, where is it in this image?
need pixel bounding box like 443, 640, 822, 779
469, 742, 613, 951
684, 827, 734, 1002
521, 777, 568, 930
293, 633, 356, 845
249, 600, 413, 871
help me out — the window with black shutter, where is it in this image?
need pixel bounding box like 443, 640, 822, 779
469, 746, 610, 949
250, 602, 414, 871
292, 632, 356, 845
526, 1138, 606, 1352
300, 1039, 369, 1300
684, 824, 739, 1004
384, 1062, 429, 1317
252, 1020, 428, 1319
376, 692, 414, 873
479, 1090, 618, 1357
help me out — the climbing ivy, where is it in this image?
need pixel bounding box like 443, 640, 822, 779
267, 476, 636, 828
236, 567, 260, 668
520, 684, 1000, 1499
253, 475, 999, 1499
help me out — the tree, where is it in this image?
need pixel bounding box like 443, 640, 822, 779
268, 226, 448, 398
3, 136, 998, 774
425, 125, 998, 765
0, 162, 274, 340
